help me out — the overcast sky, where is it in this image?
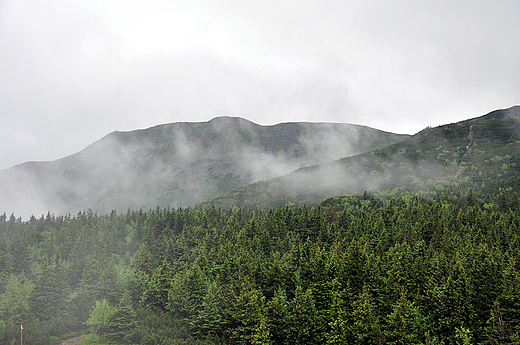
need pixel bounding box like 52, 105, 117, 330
0, 0, 519, 171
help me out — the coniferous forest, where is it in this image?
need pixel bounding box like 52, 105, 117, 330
1, 188, 520, 344
1, 106, 519, 344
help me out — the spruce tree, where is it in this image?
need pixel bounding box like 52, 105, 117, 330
104, 291, 137, 344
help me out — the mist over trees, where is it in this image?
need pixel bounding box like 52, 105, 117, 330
0, 117, 407, 218
211, 106, 520, 208
0, 106, 519, 344
0, 188, 520, 344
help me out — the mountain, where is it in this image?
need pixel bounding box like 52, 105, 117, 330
0, 117, 408, 217
211, 106, 520, 208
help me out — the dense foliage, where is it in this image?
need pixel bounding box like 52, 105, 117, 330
1, 188, 520, 344
212, 107, 520, 208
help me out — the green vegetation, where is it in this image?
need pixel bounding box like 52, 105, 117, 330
211, 106, 520, 208
1, 106, 519, 344
0, 187, 519, 344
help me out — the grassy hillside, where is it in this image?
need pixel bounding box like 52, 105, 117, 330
211, 106, 520, 208
0, 117, 407, 217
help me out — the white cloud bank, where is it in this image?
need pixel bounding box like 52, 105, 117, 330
0, 0, 519, 170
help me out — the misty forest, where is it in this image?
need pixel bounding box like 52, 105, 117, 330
1, 106, 520, 345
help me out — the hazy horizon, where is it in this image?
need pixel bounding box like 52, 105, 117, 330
1, 0, 519, 171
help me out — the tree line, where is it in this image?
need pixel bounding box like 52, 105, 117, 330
0, 188, 520, 344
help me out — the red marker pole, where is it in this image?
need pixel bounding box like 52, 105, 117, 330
21, 322, 23, 345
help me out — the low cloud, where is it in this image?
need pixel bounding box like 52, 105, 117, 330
0, 117, 404, 218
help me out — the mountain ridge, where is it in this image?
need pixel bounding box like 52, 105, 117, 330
3, 106, 518, 218
0, 117, 408, 217
210, 106, 520, 208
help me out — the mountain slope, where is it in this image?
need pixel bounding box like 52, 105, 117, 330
0, 117, 408, 217
211, 106, 520, 208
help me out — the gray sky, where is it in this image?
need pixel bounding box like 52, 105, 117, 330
1, 0, 519, 171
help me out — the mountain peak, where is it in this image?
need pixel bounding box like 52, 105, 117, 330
0, 118, 406, 217
208, 116, 257, 126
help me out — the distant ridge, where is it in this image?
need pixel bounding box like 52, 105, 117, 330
210, 106, 520, 208
0, 117, 408, 217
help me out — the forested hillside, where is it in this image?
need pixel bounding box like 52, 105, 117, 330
1, 188, 520, 344
212, 106, 520, 208
0, 117, 407, 218
1, 107, 520, 345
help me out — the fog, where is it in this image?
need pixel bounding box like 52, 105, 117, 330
1, 0, 519, 171
213, 112, 513, 208
0, 117, 407, 218
2, 104, 518, 219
